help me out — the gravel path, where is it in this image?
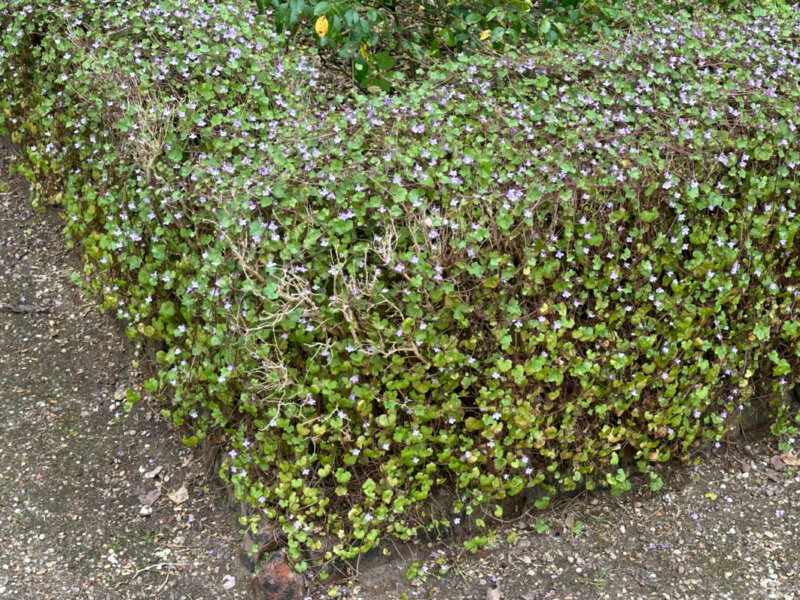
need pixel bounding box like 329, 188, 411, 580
0, 139, 250, 599
319, 435, 800, 600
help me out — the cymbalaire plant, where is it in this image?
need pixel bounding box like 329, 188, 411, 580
1, 0, 799, 574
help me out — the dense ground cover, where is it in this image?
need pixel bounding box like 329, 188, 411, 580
2, 0, 800, 575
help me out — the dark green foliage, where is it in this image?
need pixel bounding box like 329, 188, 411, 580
1, 0, 799, 571
257, 0, 782, 87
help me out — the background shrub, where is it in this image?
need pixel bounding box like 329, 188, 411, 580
256, 0, 780, 89
2, 0, 800, 571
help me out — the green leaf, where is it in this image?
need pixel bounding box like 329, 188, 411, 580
353, 56, 370, 84
465, 417, 483, 431
483, 274, 500, 289
344, 9, 360, 26
373, 52, 396, 72
641, 209, 659, 223
496, 358, 512, 372
753, 144, 773, 161
159, 301, 176, 320
753, 323, 770, 341
289, 0, 305, 26
535, 518, 549, 534
365, 76, 391, 93
539, 18, 551, 34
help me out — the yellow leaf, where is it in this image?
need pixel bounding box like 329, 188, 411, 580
480, 29, 491, 41
315, 15, 329, 37
705, 492, 717, 500
359, 42, 368, 59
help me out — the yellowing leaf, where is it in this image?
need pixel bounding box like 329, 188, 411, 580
480, 29, 491, 41
359, 43, 369, 59
315, 16, 329, 37
705, 492, 717, 500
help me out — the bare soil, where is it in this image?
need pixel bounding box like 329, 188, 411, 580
0, 138, 250, 599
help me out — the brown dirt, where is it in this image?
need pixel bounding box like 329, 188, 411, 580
0, 138, 251, 599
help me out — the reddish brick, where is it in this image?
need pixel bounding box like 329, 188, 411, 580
251, 552, 305, 600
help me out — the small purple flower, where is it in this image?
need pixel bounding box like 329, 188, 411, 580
505, 188, 523, 202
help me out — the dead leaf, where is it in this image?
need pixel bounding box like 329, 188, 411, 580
168, 485, 189, 505
769, 455, 786, 472
143, 466, 163, 480
221, 574, 236, 589
780, 452, 800, 467
138, 489, 161, 506
486, 586, 504, 600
